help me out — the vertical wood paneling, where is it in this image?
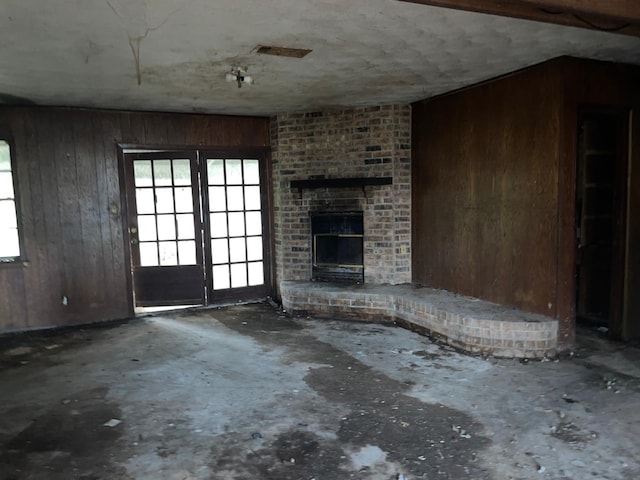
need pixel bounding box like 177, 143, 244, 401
53, 111, 86, 322
118, 112, 134, 145
73, 112, 107, 313
0, 267, 27, 331
412, 61, 563, 317
32, 110, 65, 326
143, 114, 169, 147
165, 114, 188, 145
20, 109, 62, 328
100, 113, 130, 317
91, 113, 116, 306
0, 106, 269, 332
11, 110, 38, 328
127, 113, 148, 146
413, 57, 640, 347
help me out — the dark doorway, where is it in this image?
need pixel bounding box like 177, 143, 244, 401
123, 149, 271, 308
575, 110, 628, 337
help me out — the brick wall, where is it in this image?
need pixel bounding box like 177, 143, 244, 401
271, 105, 411, 293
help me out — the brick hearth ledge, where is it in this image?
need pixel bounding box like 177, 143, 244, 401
281, 281, 558, 358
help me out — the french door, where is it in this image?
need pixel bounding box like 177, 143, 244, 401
124, 149, 270, 307
201, 152, 270, 302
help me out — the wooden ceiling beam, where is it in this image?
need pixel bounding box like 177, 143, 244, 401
398, 0, 640, 36
516, 0, 640, 24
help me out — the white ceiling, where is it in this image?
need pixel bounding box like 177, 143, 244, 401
1, 0, 639, 116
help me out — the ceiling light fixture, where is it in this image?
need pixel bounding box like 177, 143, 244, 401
225, 68, 254, 88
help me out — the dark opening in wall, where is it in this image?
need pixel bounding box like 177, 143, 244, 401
311, 211, 363, 283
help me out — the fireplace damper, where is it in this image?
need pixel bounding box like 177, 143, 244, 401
311, 211, 364, 283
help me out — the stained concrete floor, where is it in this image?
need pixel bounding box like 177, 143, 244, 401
1, 302, 639, 480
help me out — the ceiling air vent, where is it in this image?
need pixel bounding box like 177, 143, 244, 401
256, 45, 312, 58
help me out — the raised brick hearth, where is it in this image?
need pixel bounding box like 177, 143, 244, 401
281, 281, 558, 358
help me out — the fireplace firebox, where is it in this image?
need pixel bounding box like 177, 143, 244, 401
311, 211, 364, 283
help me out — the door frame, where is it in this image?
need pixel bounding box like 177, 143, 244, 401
572, 106, 630, 339
118, 144, 274, 313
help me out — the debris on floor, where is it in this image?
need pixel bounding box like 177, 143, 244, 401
103, 418, 122, 428
0, 302, 639, 480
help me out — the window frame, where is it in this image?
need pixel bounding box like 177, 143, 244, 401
0, 137, 26, 265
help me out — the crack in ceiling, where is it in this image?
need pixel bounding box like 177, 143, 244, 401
106, 0, 185, 85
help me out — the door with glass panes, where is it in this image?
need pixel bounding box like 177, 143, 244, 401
125, 151, 205, 306
124, 150, 269, 307
202, 153, 269, 302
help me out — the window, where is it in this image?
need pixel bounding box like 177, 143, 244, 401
0, 140, 21, 261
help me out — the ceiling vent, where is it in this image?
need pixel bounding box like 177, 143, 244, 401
256, 45, 312, 58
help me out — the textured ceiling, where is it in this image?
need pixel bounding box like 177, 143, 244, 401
1, 0, 639, 116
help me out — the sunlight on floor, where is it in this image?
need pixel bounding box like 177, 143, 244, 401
134, 305, 198, 315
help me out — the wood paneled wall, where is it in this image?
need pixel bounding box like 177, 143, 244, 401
412, 57, 640, 348
0, 107, 269, 333
412, 61, 563, 319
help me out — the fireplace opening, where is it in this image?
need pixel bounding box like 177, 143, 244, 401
311, 211, 364, 283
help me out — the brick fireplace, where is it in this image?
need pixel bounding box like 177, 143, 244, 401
271, 105, 412, 295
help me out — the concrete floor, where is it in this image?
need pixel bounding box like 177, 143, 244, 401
1, 302, 639, 480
